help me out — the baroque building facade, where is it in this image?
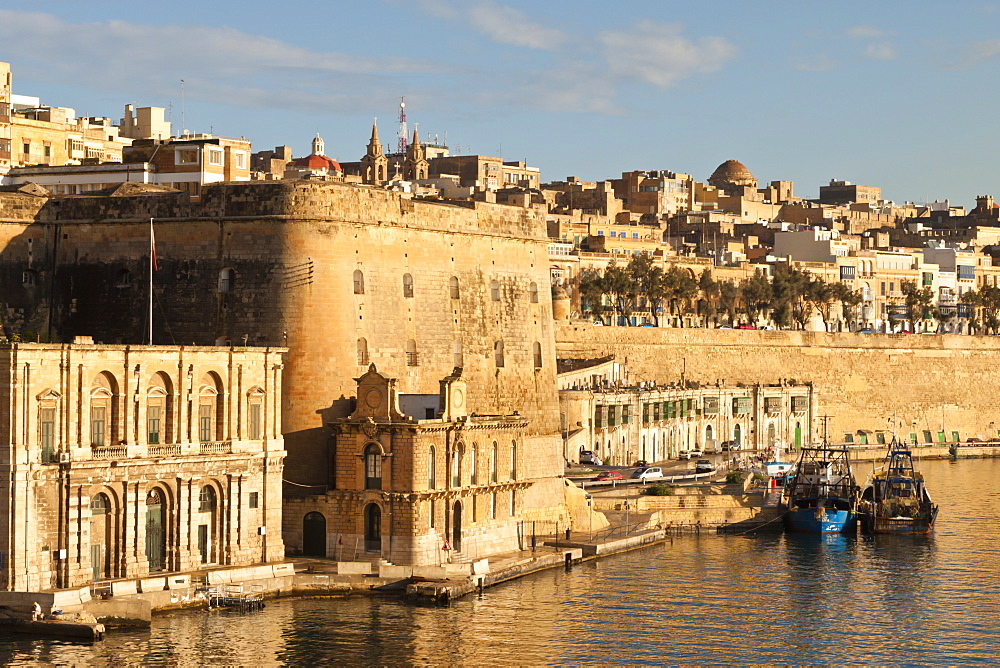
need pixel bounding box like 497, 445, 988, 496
286, 366, 533, 564
0, 342, 286, 592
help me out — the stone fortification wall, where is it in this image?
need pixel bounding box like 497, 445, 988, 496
0, 182, 560, 502
556, 325, 1000, 443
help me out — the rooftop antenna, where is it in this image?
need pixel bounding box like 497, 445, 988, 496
180, 80, 186, 136
397, 96, 408, 155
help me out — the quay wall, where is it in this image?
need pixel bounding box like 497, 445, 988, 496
556, 325, 1000, 445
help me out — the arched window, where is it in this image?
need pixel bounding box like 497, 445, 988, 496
428, 445, 437, 489
470, 444, 478, 485
147, 371, 174, 446
491, 441, 498, 482
451, 447, 462, 487
490, 492, 497, 519
532, 341, 542, 369
452, 340, 463, 368
494, 341, 504, 368
529, 282, 539, 303
402, 273, 414, 298
706, 425, 714, 442
91, 493, 109, 514
490, 280, 500, 301
198, 372, 225, 443
510, 489, 516, 516
364, 443, 382, 490
406, 339, 418, 366
510, 440, 517, 480
449, 276, 460, 300
219, 268, 235, 293
357, 338, 369, 366
199, 485, 216, 512
353, 269, 365, 295
90, 371, 119, 447
117, 269, 132, 287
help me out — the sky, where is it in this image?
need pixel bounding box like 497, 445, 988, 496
1, 0, 999, 206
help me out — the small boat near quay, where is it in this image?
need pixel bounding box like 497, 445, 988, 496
782, 444, 859, 533
858, 439, 938, 534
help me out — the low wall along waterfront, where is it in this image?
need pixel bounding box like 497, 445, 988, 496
556, 325, 1000, 445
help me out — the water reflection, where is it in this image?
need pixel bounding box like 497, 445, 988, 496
0, 458, 998, 665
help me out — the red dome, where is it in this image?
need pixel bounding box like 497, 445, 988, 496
291, 154, 342, 172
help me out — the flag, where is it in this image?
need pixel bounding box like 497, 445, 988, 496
150, 218, 159, 271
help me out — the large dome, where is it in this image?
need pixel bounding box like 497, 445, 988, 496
708, 159, 756, 189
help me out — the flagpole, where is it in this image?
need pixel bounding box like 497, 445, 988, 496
149, 217, 154, 345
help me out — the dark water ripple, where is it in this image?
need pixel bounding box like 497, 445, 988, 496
0, 458, 998, 665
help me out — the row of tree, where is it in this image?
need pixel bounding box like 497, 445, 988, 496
576, 254, 996, 332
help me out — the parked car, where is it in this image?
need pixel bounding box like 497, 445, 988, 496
678, 449, 704, 460
695, 459, 715, 474
736, 324, 757, 330
579, 450, 603, 466
631, 466, 664, 480
633, 459, 649, 467
594, 470, 624, 481
720, 440, 740, 452
858, 328, 874, 334
716, 325, 733, 329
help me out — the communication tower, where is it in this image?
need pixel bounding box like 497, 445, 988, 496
397, 97, 408, 155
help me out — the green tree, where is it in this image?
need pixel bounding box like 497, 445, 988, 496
740, 269, 773, 325
698, 268, 719, 326
901, 280, 935, 332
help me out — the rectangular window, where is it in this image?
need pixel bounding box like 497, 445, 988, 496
91, 406, 106, 446
652, 403, 660, 421
234, 152, 247, 169
621, 406, 631, 424
642, 404, 650, 424
764, 397, 781, 414
199, 404, 212, 442
632, 232, 639, 239
594, 406, 603, 428
703, 397, 719, 415
843, 433, 854, 444
597, 230, 605, 236
958, 265, 975, 280
176, 148, 199, 165
208, 148, 224, 166
607, 405, 617, 427
880, 281, 886, 296
791, 396, 808, 413
147, 405, 161, 445
840, 266, 856, 280
40, 407, 56, 461
248, 492, 259, 509
922, 272, 934, 286
249, 402, 262, 440
733, 397, 750, 415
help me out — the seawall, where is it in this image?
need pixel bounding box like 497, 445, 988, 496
556, 325, 1000, 444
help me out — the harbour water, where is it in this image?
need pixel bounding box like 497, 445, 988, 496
2, 456, 999, 666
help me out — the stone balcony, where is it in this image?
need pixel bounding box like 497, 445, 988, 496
58, 440, 239, 464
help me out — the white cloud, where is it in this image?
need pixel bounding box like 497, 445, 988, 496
466, 2, 567, 50
794, 56, 839, 72
0, 10, 441, 115
954, 38, 1000, 68
864, 43, 897, 60
848, 25, 885, 39
599, 21, 737, 89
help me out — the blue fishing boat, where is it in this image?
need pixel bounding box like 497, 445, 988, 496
857, 439, 938, 534
783, 444, 859, 533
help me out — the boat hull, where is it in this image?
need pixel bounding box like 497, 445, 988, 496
861, 507, 938, 535
785, 507, 857, 533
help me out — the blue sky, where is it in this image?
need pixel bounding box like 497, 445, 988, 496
2, 1, 999, 205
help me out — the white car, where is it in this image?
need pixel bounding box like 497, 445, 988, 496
631, 466, 664, 480
579, 450, 603, 466
678, 449, 704, 460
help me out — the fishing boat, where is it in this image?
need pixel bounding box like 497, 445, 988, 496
857, 439, 938, 534
783, 444, 859, 533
